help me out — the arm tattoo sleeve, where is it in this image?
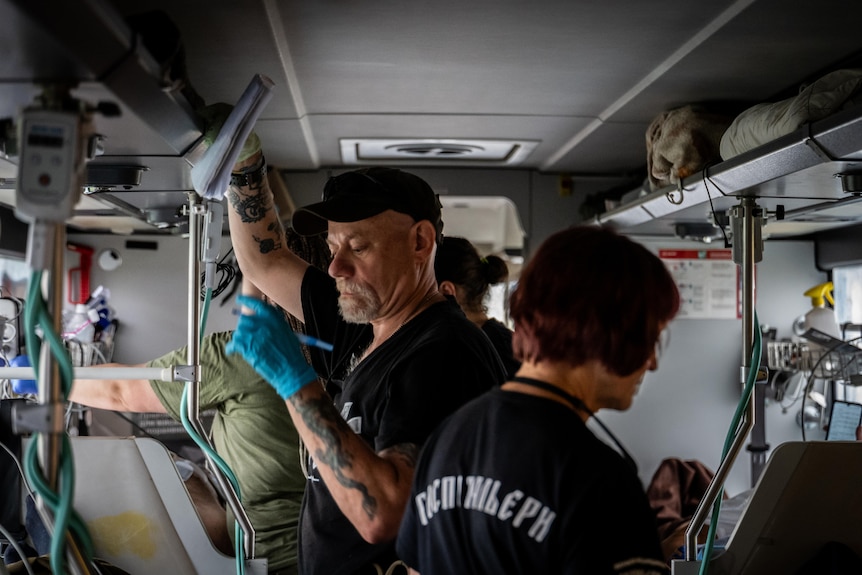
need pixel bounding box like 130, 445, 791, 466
291, 392, 380, 519
227, 185, 285, 254
227, 188, 270, 223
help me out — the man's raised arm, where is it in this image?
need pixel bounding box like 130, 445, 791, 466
225, 150, 310, 322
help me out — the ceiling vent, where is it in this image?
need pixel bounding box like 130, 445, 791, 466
341, 138, 538, 166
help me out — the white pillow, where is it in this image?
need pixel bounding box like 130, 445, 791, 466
720, 68, 862, 160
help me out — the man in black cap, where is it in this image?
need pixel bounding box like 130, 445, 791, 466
224, 149, 505, 575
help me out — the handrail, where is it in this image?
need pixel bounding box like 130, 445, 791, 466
0, 366, 178, 381
683, 400, 754, 561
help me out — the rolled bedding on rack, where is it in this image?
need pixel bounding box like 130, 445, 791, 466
720, 68, 862, 160
645, 104, 733, 191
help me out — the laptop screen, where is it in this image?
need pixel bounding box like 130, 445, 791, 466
826, 400, 862, 441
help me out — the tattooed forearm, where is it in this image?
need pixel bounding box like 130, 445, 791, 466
227, 187, 272, 223
291, 393, 379, 518
228, 187, 286, 255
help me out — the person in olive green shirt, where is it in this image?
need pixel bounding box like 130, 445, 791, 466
71, 329, 305, 574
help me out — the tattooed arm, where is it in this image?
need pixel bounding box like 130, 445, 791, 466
286, 382, 419, 544
226, 151, 309, 321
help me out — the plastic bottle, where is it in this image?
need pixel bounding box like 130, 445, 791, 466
793, 282, 841, 349
65, 303, 97, 343
85, 285, 113, 332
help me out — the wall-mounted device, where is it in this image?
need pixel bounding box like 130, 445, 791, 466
0, 296, 23, 360
15, 107, 86, 224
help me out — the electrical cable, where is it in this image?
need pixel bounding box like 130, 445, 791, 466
200, 248, 238, 301
1, 379, 12, 400
697, 310, 762, 575
0, 286, 25, 399
0, 286, 25, 322
799, 336, 862, 442
22, 269, 95, 574
0, 440, 35, 499
0, 440, 37, 575
0, 521, 36, 575
701, 167, 732, 248
777, 371, 805, 412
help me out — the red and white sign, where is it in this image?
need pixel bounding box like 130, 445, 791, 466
659, 249, 741, 319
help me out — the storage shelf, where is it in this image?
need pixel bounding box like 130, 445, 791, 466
594, 105, 862, 238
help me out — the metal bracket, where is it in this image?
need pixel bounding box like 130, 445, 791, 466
752, 366, 769, 384
729, 200, 765, 265
171, 364, 197, 382
804, 123, 837, 162
671, 559, 703, 575
12, 402, 66, 435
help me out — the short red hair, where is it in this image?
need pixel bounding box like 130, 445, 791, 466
510, 226, 680, 376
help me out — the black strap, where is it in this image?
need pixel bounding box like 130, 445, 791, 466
510, 376, 592, 414
509, 376, 638, 473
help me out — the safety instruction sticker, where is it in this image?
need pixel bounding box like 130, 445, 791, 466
659, 249, 741, 319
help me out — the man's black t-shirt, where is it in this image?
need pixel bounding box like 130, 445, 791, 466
397, 388, 669, 575
481, 318, 520, 379
298, 267, 506, 575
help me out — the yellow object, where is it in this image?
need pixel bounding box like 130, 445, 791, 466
88, 511, 158, 559
804, 281, 835, 307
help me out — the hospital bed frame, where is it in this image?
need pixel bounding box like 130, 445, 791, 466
673, 440, 862, 574
63, 436, 266, 575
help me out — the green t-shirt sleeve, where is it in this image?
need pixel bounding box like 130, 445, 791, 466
148, 331, 260, 420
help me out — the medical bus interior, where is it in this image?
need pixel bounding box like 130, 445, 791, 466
2, 0, 862, 573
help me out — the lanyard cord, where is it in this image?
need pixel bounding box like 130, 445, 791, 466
510, 376, 638, 473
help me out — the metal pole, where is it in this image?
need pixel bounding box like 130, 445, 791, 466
33, 224, 93, 575
740, 197, 756, 384
186, 193, 207, 441
16, 86, 96, 575
683, 197, 762, 562
37, 223, 64, 490
738, 198, 767, 485
185, 193, 256, 558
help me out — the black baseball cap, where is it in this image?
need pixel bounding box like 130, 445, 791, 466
292, 167, 444, 243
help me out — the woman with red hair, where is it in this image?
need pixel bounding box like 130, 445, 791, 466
398, 225, 680, 575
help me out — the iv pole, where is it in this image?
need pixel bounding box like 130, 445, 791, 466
674, 196, 764, 574
185, 192, 257, 560
12, 85, 97, 575
3, 83, 262, 574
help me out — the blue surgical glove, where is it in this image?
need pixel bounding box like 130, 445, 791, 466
226, 295, 319, 399
10, 355, 37, 395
